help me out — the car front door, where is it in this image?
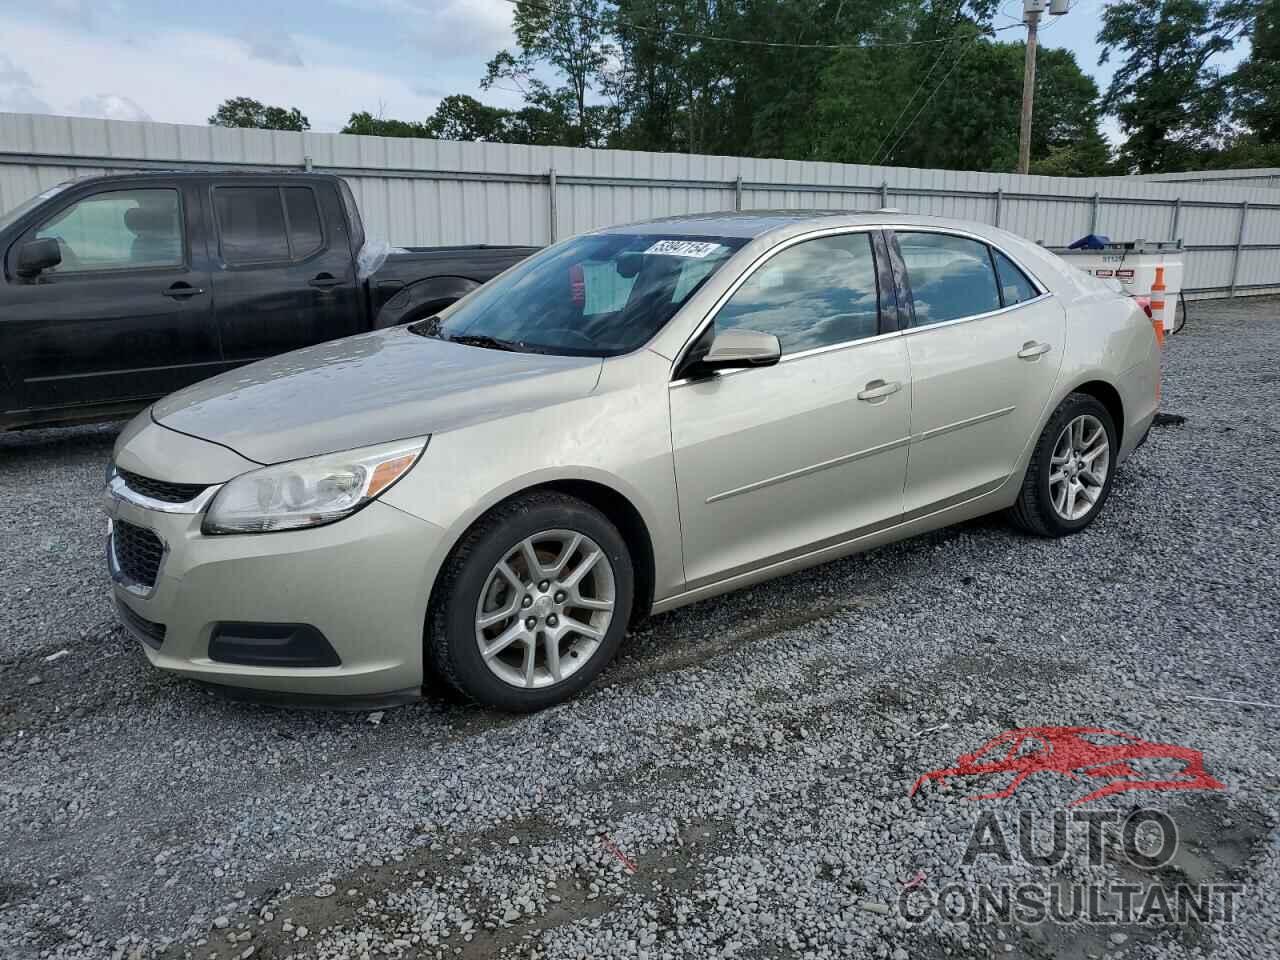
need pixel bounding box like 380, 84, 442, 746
210, 181, 362, 364
890, 229, 1065, 515
669, 230, 911, 591
2, 182, 220, 411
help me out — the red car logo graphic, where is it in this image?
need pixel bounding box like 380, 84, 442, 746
910, 726, 1224, 806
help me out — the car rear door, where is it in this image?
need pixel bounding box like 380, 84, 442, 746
669, 229, 910, 590
1, 180, 221, 411
209, 179, 361, 363
889, 229, 1065, 515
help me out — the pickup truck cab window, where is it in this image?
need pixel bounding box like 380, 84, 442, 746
214, 187, 292, 263
32, 188, 183, 274
713, 232, 881, 354
896, 231, 1001, 326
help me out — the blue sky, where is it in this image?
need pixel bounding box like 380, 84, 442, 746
0, 0, 1251, 144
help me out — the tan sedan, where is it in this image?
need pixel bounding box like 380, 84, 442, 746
105, 213, 1160, 711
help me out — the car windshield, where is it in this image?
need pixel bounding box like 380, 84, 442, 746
0, 182, 72, 234
425, 232, 748, 356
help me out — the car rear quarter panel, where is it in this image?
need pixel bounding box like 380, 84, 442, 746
379, 349, 686, 603
1051, 285, 1159, 461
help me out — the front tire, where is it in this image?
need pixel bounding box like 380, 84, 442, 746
1008, 393, 1117, 538
426, 491, 633, 712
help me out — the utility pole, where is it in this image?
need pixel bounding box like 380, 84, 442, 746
1017, 8, 1040, 175
1017, 0, 1068, 175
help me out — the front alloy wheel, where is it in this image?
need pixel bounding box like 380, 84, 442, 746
428, 492, 633, 711
474, 531, 616, 689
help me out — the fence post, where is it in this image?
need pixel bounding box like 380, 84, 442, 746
303, 155, 313, 172
548, 168, 558, 243
1229, 201, 1249, 298
1089, 192, 1100, 234
993, 188, 1003, 228
735, 174, 743, 212
880, 181, 888, 208
1170, 197, 1181, 243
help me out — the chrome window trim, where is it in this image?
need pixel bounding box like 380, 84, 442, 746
885, 223, 1050, 296
897, 290, 1056, 337
107, 474, 222, 515
669, 224, 886, 380
669, 327, 904, 389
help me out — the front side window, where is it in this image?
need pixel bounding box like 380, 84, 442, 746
428, 233, 747, 357
897, 232, 1001, 326
992, 249, 1039, 306
33, 188, 182, 273
715, 233, 880, 354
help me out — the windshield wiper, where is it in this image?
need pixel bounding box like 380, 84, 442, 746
446, 333, 523, 352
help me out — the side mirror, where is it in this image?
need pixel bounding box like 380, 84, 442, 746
16, 238, 62, 279
698, 328, 781, 371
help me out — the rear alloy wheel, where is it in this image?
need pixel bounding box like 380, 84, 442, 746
1008, 393, 1118, 537
428, 492, 633, 711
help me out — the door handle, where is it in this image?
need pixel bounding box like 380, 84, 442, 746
162, 283, 205, 299
308, 273, 344, 288
856, 379, 902, 402
1017, 340, 1052, 360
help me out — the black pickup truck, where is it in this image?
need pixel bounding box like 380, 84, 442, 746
0, 171, 537, 430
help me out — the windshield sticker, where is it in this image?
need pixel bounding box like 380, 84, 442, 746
643, 240, 724, 259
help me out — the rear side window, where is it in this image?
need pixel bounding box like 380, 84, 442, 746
33, 188, 182, 273
992, 249, 1039, 305
283, 188, 323, 259
215, 187, 289, 263
897, 232, 1001, 326
214, 186, 326, 264
716, 232, 880, 354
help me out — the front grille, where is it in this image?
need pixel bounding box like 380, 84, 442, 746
114, 598, 166, 649
117, 467, 208, 504
112, 520, 165, 588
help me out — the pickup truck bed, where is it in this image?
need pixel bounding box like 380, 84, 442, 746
0, 171, 538, 431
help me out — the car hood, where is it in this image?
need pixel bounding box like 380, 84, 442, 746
152, 328, 603, 464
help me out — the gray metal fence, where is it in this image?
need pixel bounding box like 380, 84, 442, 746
3, 111, 1278, 298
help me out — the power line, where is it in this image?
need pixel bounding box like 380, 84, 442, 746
500, 0, 1021, 51
877, 34, 980, 165
868, 30, 972, 165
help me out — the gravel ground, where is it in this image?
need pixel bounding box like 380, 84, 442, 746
1, 297, 1277, 960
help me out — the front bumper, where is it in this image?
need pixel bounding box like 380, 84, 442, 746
105, 488, 447, 700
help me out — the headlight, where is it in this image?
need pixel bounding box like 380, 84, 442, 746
202, 438, 428, 535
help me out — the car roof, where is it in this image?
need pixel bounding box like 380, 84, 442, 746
596, 210, 998, 241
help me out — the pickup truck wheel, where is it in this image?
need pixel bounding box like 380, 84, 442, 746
426, 492, 633, 712
1008, 393, 1117, 537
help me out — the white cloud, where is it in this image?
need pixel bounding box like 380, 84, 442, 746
0, 16, 453, 131
339, 0, 515, 57
76, 94, 151, 122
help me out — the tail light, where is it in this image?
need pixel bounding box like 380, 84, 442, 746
1135, 296, 1153, 320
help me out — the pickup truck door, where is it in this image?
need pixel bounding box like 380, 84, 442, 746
1, 181, 221, 411
209, 180, 362, 362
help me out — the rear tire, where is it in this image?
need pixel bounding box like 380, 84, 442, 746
1008, 393, 1117, 538
426, 491, 633, 712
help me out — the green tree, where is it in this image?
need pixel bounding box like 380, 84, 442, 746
208, 96, 309, 131
1097, 0, 1246, 173
484, 0, 615, 146
1231, 0, 1280, 142
341, 111, 430, 138
424, 95, 519, 142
